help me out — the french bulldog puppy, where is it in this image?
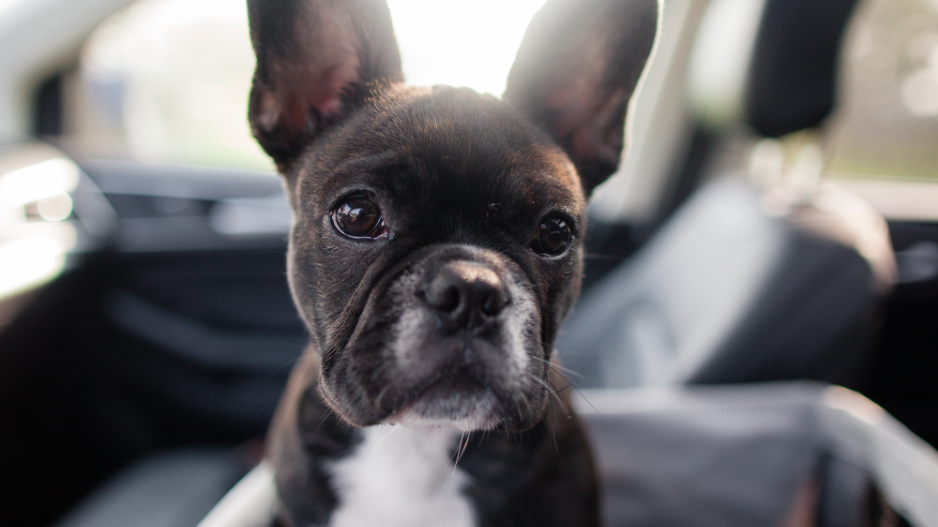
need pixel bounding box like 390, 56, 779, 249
245, 0, 658, 525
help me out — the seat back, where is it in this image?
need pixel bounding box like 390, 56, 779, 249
558, 178, 885, 389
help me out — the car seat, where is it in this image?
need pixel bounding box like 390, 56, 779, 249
48, 0, 915, 525
176, 383, 938, 527
556, 0, 895, 390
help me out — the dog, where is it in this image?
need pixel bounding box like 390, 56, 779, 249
245, 0, 657, 525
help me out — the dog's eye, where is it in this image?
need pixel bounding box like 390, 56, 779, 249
332, 196, 386, 239
534, 216, 572, 256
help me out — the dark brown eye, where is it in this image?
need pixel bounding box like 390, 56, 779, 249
534, 216, 572, 256
332, 195, 386, 239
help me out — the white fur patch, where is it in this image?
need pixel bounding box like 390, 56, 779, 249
389, 250, 538, 391
327, 425, 477, 527
501, 271, 539, 381
387, 399, 501, 432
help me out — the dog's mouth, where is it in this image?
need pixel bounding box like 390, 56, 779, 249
378, 363, 508, 431
318, 246, 551, 431
321, 325, 551, 432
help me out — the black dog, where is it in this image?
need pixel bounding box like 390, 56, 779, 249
246, 0, 657, 524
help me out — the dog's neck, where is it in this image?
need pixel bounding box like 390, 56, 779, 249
326, 424, 475, 527
269, 351, 598, 527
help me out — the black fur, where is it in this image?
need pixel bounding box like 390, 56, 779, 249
246, 0, 658, 525
270, 353, 597, 527
281, 87, 583, 431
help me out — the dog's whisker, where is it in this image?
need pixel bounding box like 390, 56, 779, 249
451, 432, 463, 463
537, 377, 570, 418
533, 354, 584, 379
317, 383, 343, 412
551, 370, 602, 418
269, 355, 302, 379
534, 356, 601, 417
379, 424, 401, 445
362, 423, 403, 454
370, 360, 394, 382
543, 364, 582, 387
547, 380, 571, 417
374, 384, 393, 410
453, 432, 471, 473
545, 392, 563, 457
514, 387, 536, 425
316, 407, 336, 431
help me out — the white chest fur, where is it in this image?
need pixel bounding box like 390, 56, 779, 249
326, 425, 477, 527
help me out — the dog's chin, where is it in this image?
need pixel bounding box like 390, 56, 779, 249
382, 400, 501, 432
377, 377, 546, 433
374, 373, 500, 432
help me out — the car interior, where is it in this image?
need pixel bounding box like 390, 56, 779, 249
1, 0, 938, 525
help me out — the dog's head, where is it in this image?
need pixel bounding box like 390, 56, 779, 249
247, 0, 657, 432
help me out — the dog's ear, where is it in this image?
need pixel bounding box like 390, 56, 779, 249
247, 0, 402, 169
504, 0, 658, 196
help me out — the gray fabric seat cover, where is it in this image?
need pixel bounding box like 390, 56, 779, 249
55, 383, 938, 527
558, 178, 876, 389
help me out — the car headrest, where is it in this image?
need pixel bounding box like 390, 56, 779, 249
687, 0, 859, 137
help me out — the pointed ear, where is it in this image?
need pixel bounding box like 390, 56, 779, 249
247, 0, 403, 169
504, 0, 658, 196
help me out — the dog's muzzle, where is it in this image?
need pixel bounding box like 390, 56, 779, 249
422, 261, 511, 334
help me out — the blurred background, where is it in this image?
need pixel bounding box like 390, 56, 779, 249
829, 0, 938, 180
4, 0, 938, 299
56, 0, 552, 169
0, 0, 551, 299
53, 0, 938, 178
3, 0, 938, 525
51, 0, 938, 177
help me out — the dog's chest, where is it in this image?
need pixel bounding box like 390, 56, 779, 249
326, 425, 476, 527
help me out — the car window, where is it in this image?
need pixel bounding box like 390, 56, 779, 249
61, 0, 546, 172
827, 0, 938, 182
65, 0, 269, 170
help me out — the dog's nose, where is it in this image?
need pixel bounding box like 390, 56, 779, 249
424, 262, 509, 327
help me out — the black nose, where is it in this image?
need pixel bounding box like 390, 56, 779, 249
424, 262, 509, 328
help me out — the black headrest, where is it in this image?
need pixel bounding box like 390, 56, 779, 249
746, 0, 859, 137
